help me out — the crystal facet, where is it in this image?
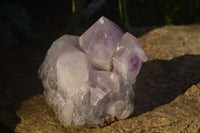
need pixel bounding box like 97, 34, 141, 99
39, 16, 147, 126
79, 16, 123, 71
113, 32, 147, 84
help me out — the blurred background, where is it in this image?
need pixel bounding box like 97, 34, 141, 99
0, 0, 200, 53
0, 0, 200, 132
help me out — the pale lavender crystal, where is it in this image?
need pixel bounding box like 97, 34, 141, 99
79, 16, 123, 71
38, 16, 146, 127
88, 71, 134, 119
113, 32, 147, 84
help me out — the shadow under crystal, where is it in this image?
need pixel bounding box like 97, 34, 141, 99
132, 54, 200, 117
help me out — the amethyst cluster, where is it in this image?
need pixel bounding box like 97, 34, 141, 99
38, 16, 147, 126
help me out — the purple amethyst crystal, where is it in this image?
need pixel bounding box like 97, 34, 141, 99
113, 32, 147, 84
79, 17, 123, 71
38, 16, 147, 126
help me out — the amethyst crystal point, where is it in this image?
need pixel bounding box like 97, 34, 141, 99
38, 16, 147, 127
79, 16, 123, 71
113, 32, 147, 84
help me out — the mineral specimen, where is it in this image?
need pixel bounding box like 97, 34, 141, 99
38, 16, 147, 127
